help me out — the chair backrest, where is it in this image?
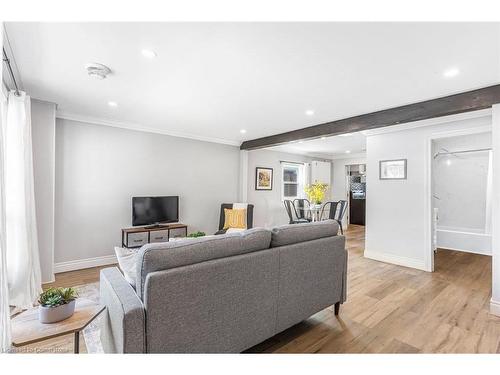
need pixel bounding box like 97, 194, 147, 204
293, 199, 310, 220
337, 200, 348, 221
218, 203, 254, 230
283, 200, 298, 224
320, 200, 348, 221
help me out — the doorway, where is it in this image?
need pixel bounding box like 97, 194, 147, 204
430, 131, 492, 270
345, 164, 366, 226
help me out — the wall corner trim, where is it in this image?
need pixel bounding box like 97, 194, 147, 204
490, 299, 500, 317
362, 108, 492, 137
56, 111, 242, 147
54, 254, 117, 274
364, 250, 429, 272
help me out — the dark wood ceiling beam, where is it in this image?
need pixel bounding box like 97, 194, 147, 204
240, 84, 500, 150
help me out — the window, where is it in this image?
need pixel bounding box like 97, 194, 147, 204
282, 163, 305, 200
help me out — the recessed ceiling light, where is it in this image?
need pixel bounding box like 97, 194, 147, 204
339, 133, 353, 137
141, 49, 157, 59
305, 110, 315, 116
443, 67, 460, 78
298, 141, 304, 144
345, 150, 351, 154
240, 129, 247, 134
108, 101, 118, 107
321, 137, 326, 140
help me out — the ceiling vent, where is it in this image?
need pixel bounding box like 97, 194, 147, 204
85, 62, 112, 80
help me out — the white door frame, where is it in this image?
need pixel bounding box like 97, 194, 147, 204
424, 124, 492, 272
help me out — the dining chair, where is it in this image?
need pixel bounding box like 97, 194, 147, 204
320, 200, 348, 234
284, 200, 309, 224
293, 198, 312, 222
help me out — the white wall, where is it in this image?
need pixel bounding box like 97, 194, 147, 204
246, 149, 316, 228
365, 111, 492, 271
31, 99, 56, 283
54, 119, 240, 266
491, 104, 500, 316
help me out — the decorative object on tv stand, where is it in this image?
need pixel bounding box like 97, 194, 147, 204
304, 182, 329, 206
379, 159, 407, 180
38, 287, 78, 324
255, 167, 273, 190
187, 231, 206, 238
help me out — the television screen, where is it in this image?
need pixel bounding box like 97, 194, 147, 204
132, 196, 179, 226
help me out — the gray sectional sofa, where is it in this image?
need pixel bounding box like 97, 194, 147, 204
99, 219, 347, 353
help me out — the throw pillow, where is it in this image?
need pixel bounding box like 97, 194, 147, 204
114, 246, 138, 287
223, 208, 247, 230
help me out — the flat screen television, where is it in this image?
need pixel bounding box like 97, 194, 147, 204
132, 196, 179, 226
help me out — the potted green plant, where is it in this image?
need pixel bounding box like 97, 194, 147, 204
187, 231, 206, 238
38, 287, 78, 324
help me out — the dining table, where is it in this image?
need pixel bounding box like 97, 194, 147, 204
304, 204, 323, 222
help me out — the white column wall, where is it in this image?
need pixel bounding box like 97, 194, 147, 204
31, 99, 56, 283
491, 103, 500, 316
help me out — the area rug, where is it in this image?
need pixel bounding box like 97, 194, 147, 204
75, 282, 104, 353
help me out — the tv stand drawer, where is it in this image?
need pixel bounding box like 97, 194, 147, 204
169, 227, 187, 239
150, 229, 169, 243
126, 232, 148, 247
122, 224, 188, 248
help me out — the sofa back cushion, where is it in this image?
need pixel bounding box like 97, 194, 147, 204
275, 235, 346, 333
270, 220, 339, 247
144, 248, 279, 353
136, 228, 271, 298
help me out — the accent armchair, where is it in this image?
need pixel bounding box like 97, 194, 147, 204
215, 203, 254, 235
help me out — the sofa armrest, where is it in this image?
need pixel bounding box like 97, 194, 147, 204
341, 243, 348, 303
99, 267, 146, 353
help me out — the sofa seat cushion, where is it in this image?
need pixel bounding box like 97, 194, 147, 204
136, 228, 271, 298
270, 220, 339, 247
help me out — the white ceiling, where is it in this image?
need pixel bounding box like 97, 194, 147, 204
269, 132, 366, 159
5, 22, 500, 146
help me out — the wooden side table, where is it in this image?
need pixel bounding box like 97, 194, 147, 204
11, 298, 105, 353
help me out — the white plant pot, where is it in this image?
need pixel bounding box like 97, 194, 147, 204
38, 299, 76, 324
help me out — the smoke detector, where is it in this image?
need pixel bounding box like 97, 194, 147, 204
85, 62, 112, 80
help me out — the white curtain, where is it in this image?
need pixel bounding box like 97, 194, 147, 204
5, 91, 42, 310
0, 87, 11, 352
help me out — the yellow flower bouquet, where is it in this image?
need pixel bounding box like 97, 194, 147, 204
304, 182, 329, 205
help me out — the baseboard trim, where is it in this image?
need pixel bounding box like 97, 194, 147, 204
364, 250, 428, 272
54, 255, 117, 274
437, 246, 491, 257
490, 299, 500, 317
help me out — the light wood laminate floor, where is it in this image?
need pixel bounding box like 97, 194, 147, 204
20, 225, 500, 353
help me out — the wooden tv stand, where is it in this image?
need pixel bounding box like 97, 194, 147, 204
121, 223, 188, 248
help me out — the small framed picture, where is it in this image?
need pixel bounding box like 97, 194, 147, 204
255, 167, 273, 190
379, 159, 407, 180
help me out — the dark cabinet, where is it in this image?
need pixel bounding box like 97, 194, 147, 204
349, 192, 365, 225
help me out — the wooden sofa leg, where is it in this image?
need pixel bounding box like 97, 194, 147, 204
334, 302, 341, 315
